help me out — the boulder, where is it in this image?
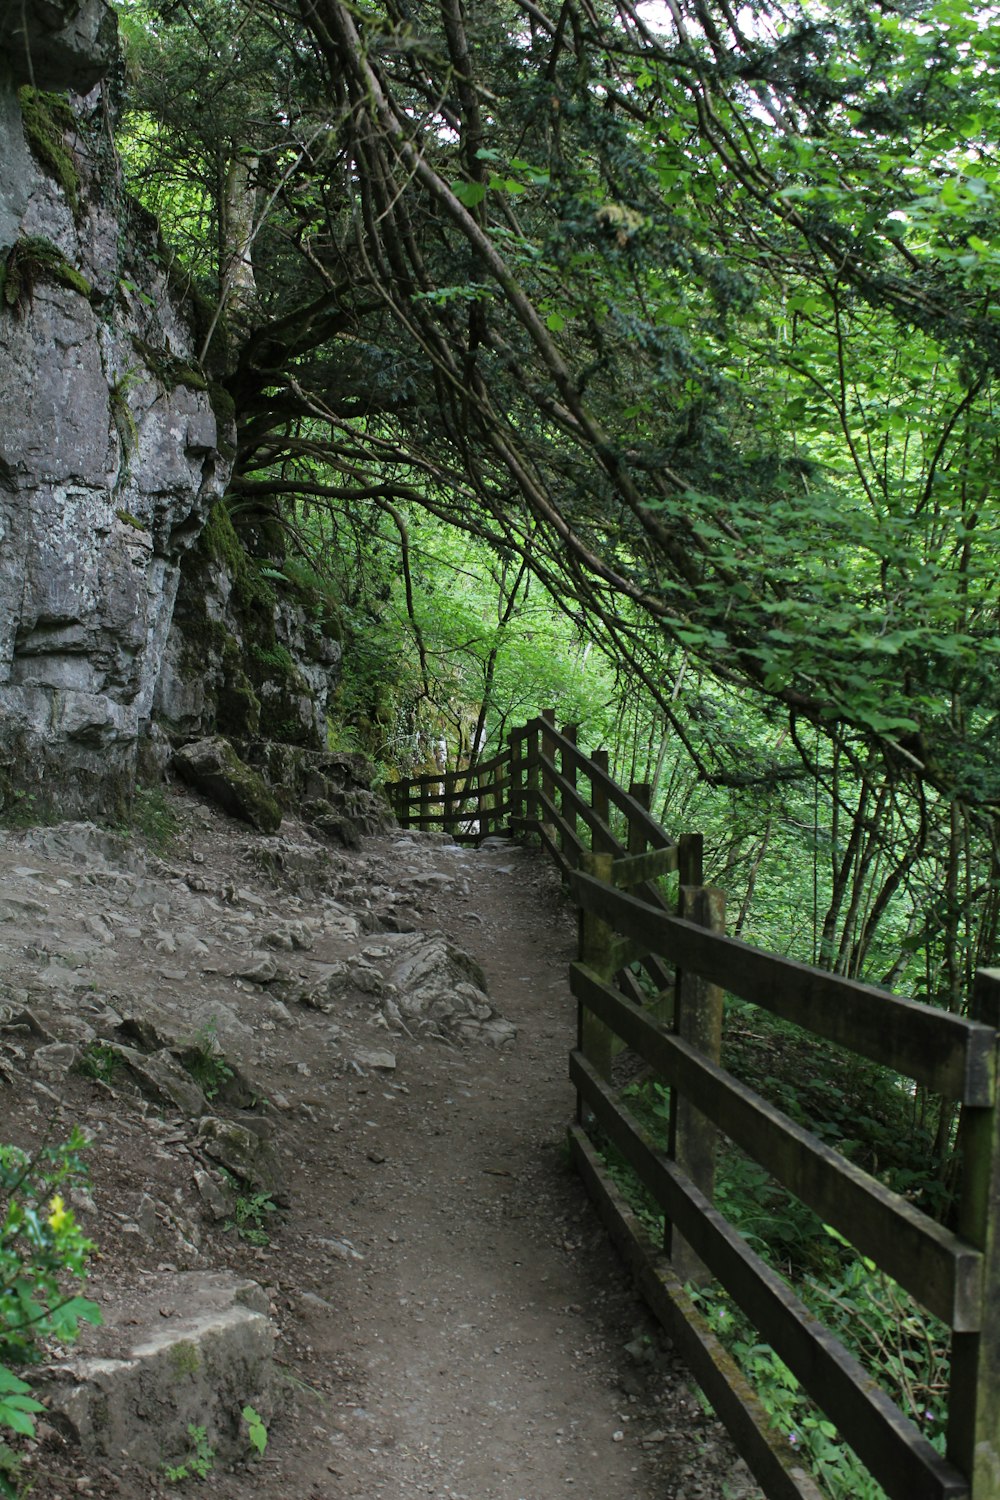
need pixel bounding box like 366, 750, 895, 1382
381, 933, 516, 1047
196, 1116, 283, 1199
173, 736, 282, 834
102, 1043, 207, 1118
42, 1272, 276, 1469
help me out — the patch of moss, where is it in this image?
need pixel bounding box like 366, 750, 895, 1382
185, 503, 334, 748
199, 502, 253, 581
130, 336, 209, 393
250, 641, 295, 674
218, 635, 261, 738
168, 1341, 201, 1380
17, 88, 80, 213
115, 509, 148, 532
1, 236, 91, 315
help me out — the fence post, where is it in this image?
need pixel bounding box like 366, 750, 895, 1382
678, 831, 703, 888
447, 764, 464, 838
540, 707, 556, 815
418, 776, 430, 833
525, 720, 540, 834
479, 761, 492, 840
507, 729, 522, 830
561, 724, 579, 866
578, 848, 616, 1097
393, 778, 407, 829
591, 748, 614, 854
948, 967, 1000, 1497
668, 876, 726, 1286
539, 708, 558, 852
628, 781, 651, 857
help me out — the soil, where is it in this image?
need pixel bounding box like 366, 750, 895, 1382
0, 784, 761, 1500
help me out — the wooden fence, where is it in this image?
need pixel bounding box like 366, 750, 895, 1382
388, 713, 1000, 1500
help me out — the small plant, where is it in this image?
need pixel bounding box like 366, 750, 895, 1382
74, 1042, 120, 1085
224, 1191, 277, 1248
180, 1020, 234, 1102
163, 1423, 215, 1483
242, 1403, 267, 1458
0, 1131, 101, 1498
131, 786, 178, 853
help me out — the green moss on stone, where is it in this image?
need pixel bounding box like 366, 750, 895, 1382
219, 636, 261, 737
115, 509, 148, 532
207, 381, 236, 462
168, 1341, 201, 1380
17, 88, 80, 213
200, 502, 250, 580
1, 235, 92, 314
130, 336, 209, 393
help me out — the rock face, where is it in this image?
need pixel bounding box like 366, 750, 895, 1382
0, 3, 232, 816
0, 5, 364, 828
1, 0, 118, 93
155, 504, 345, 754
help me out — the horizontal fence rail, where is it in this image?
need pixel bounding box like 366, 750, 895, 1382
387, 715, 1000, 1500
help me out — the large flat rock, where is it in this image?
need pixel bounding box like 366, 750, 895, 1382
41, 1272, 277, 1469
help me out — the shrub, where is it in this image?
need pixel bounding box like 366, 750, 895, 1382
0, 1130, 101, 1497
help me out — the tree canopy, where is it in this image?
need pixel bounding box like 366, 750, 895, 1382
118, 0, 998, 801
113, 0, 999, 986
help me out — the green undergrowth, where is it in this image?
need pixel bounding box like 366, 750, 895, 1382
222, 1186, 278, 1247
595, 1001, 952, 1499
179, 1020, 234, 1103
0, 1132, 101, 1498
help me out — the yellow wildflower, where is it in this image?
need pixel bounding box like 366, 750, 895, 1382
47, 1195, 69, 1232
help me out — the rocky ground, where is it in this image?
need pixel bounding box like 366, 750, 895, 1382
0, 784, 761, 1499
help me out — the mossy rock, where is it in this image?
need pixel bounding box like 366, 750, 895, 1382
115, 509, 148, 533
207, 382, 236, 462
173, 735, 281, 834
17, 88, 80, 212
1, 235, 91, 315
218, 637, 261, 738
196, 1116, 283, 1197
130, 336, 209, 393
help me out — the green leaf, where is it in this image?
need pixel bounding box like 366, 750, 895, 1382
0, 1398, 42, 1438
242, 1404, 267, 1457
451, 180, 487, 208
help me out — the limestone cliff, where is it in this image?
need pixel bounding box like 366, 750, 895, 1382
0, 0, 233, 814
0, 1, 362, 829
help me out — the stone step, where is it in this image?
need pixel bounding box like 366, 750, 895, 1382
41, 1271, 277, 1471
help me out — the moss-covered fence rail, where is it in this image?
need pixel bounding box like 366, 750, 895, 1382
388, 713, 1000, 1500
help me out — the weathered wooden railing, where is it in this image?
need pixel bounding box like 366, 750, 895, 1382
389, 715, 1000, 1500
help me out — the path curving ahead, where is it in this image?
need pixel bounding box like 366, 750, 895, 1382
236, 832, 760, 1500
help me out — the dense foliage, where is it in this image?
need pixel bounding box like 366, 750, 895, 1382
113, 0, 998, 998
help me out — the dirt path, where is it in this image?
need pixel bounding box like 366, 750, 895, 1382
0, 802, 758, 1500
